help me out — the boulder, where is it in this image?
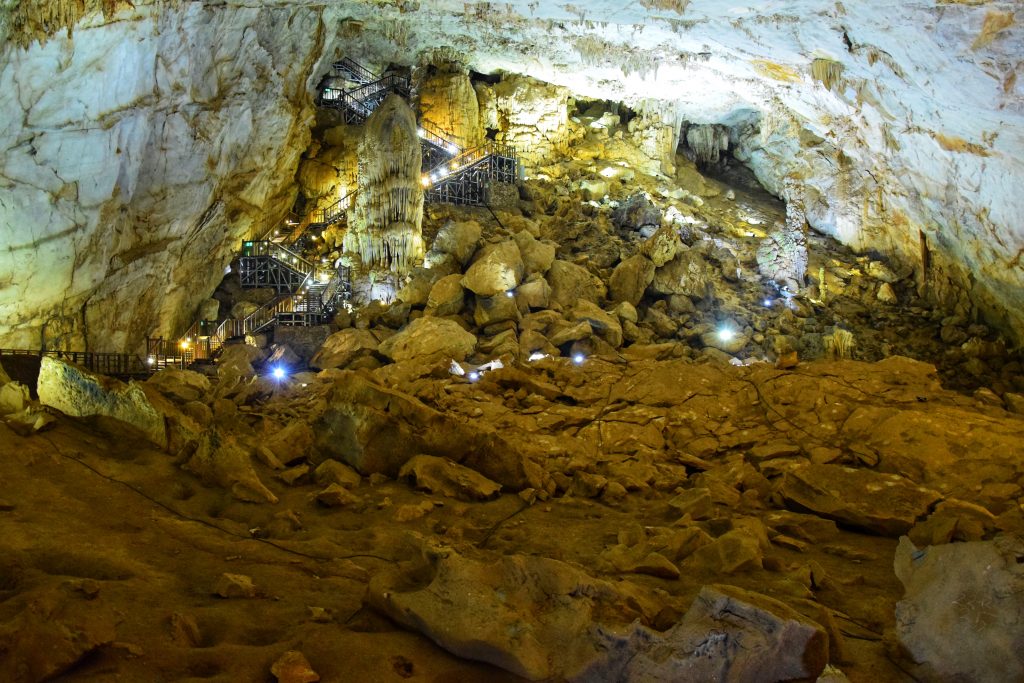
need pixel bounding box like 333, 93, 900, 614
432, 219, 482, 265
231, 300, 260, 320
462, 240, 525, 297
310, 328, 379, 370
397, 266, 446, 306
368, 547, 645, 680
641, 225, 682, 267
474, 293, 521, 328
314, 459, 362, 488
513, 230, 556, 275
516, 276, 552, 309
184, 431, 278, 504
547, 260, 606, 308
608, 255, 655, 305
894, 536, 1024, 682
426, 274, 465, 316
313, 372, 545, 490
0, 382, 29, 416
370, 546, 826, 682
37, 357, 166, 447
777, 464, 942, 536
611, 192, 661, 232
571, 301, 623, 348
650, 248, 715, 298
218, 343, 265, 381
399, 454, 502, 501
579, 585, 828, 682
145, 369, 211, 404
377, 318, 476, 363
265, 421, 316, 466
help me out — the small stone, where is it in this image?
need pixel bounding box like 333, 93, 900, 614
215, 573, 256, 599
316, 484, 360, 508
271, 650, 320, 683
877, 282, 897, 303
314, 460, 362, 488
278, 464, 310, 486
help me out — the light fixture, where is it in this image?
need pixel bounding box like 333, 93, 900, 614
505, 289, 515, 298
179, 340, 190, 350
717, 327, 735, 342
572, 353, 585, 365
272, 367, 285, 380
763, 298, 773, 307
468, 371, 480, 382
146, 356, 155, 365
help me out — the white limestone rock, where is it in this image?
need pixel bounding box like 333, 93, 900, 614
37, 356, 166, 447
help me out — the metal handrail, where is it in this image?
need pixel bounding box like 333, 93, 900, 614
418, 120, 461, 155
0, 348, 151, 376
241, 240, 319, 279
311, 190, 356, 227
332, 57, 375, 84
422, 141, 517, 187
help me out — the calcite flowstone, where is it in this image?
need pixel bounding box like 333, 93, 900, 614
37, 357, 166, 447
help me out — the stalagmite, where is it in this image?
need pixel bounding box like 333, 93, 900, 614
345, 94, 425, 274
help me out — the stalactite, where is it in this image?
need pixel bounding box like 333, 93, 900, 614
685, 124, 730, 164
811, 57, 844, 91
345, 94, 424, 275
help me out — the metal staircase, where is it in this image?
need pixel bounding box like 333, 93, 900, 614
422, 141, 519, 206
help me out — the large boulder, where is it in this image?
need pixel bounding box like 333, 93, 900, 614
37, 357, 166, 447
426, 274, 466, 317
369, 546, 827, 682
650, 247, 716, 298
0, 382, 29, 416
547, 260, 606, 308
512, 230, 556, 275
777, 464, 942, 536
582, 585, 828, 682
377, 317, 476, 363
608, 255, 655, 305
145, 369, 212, 404
312, 372, 544, 489
461, 240, 525, 297
431, 219, 482, 266
894, 536, 1024, 683
640, 225, 682, 267
310, 328, 379, 370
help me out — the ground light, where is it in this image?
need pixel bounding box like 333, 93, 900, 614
272, 367, 286, 380
468, 371, 480, 382
572, 353, 585, 365
718, 327, 735, 342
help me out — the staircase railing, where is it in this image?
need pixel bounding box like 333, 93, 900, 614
241, 240, 319, 280
332, 57, 375, 84
311, 190, 356, 227
418, 120, 461, 156
0, 348, 151, 377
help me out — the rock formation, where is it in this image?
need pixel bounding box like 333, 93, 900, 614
345, 94, 424, 274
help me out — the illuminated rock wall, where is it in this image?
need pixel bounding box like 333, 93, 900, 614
417, 65, 484, 150
0, 2, 324, 351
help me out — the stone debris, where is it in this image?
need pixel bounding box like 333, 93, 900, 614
215, 573, 257, 599
398, 454, 502, 501
271, 650, 320, 683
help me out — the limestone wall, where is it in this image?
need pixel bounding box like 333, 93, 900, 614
0, 2, 324, 351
